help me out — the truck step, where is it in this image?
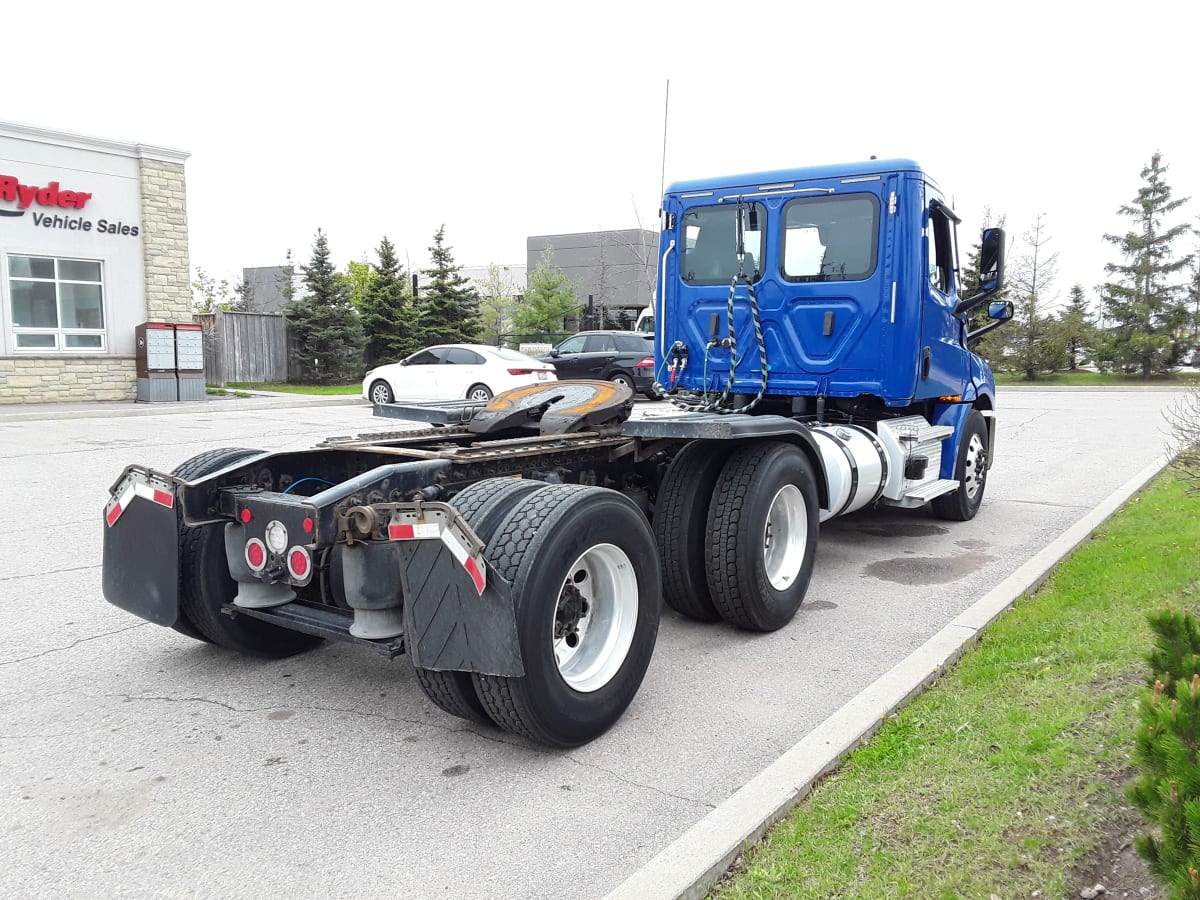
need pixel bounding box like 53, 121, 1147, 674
221, 601, 405, 658
904, 478, 960, 501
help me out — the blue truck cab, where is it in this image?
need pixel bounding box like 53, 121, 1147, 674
654, 158, 1010, 512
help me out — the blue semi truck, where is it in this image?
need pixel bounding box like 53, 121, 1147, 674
102, 158, 1010, 748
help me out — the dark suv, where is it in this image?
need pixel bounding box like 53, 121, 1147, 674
539, 331, 660, 399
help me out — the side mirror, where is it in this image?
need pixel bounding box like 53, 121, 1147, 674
978, 227, 1005, 293
550, 349, 560, 358
988, 300, 1013, 321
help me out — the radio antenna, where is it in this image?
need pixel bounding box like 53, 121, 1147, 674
659, 79, 670, 203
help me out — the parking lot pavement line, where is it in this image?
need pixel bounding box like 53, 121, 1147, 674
0, 396, 367, 423
605, 451, 1174, 900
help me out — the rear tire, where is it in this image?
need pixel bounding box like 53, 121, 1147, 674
174, 447, 322, 658
473, 485, 661, 748
369, 380, 393, 404
932, 411, 989, 521
466, 383, 493, 402
653, 441, 734, 621
705, 441, 819, 632
610, 372, 635, 394
411, 477, 546, 725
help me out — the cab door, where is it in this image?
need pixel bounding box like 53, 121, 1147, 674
919, 191, 969, 399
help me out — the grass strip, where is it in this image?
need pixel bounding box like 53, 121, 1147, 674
714, 470, 1199, 899
223, 382, 361, 395
995, 371, 1200, 386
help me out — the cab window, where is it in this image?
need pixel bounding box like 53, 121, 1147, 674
926, 200, 957, 295
781, 194, 880, 282
680, 203, 765, 285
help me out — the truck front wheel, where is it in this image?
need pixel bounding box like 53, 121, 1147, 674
705, 441, 819, 632
932, 410, 989, 521
473, 485, 661, 748
174, 447, 322, 658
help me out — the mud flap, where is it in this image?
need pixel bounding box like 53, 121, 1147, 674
102, 492, 180, 627
397, 540, 524, 678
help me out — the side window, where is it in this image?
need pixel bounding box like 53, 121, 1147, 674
680, 203, 765, 285
616, 334, 650, 352
781, 194, 880, 282
407, 348, 445, 365
926, 203, 955, 295
444, 348, 483, 365
584, 335, 616, 352
557, 335, 586, 354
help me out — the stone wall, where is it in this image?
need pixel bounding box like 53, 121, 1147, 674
139, 158, 191, 323
0, 356, 137, 403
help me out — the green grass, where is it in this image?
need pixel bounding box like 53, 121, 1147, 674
223, 382, 361, 395
995, 370, 1200, 386
714, 471, 1200, 899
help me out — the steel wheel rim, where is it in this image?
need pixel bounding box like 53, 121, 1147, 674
371, 383, 390, 404
763, 484, 807, 591
963, 433, 987, 499
551, 543, 638, 693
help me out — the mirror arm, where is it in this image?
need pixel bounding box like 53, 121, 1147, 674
954, 285, 996, 317
967, 318, 1008, 344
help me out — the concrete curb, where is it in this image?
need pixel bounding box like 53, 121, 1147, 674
0, 395, 368, 422
606, 451, 1175, 900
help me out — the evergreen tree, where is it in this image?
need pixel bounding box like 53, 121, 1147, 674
277, 249, 297, 304
513, 248, 581, 336
413, 226, 480, 345
233, 275, 253, 312
286, 229, 364, 384
1100, 152, 1193, 377
1008, 214, 1065, 378
1057, 284, 1095, 370
359, 236, 414, 367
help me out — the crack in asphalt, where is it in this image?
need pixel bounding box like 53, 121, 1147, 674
0, 563, 98, 583
564, 755, 716, 810
0, 622, 149, 667
1007, 408, 1052, 437
994, 498, 1091, 510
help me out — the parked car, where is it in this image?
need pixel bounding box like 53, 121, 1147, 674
538, 331, 659, 399
362, 344, 556, 405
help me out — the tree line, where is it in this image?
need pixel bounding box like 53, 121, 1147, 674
970, 152, 1199, 378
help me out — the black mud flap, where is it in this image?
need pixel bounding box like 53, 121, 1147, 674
102, 485, 180, 627
397, 540, 524, 678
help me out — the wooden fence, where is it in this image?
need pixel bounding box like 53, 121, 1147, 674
195, 311, 288, 386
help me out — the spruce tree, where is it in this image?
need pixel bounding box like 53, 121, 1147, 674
1057, 284, 1095, 370
413, 226, 480, 345
1100, 152, 1193, 377
359, 236, 414, 367
286, 229, 365, 384
513, 248, 581, 337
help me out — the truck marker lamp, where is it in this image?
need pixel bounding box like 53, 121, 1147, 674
240, 508, 252, 524
938, 394, 962, 402
303, 517, 314, 534
264, 520, 288, 554
104, 480, 173, 527
287, 547, 311, 580
245, 538, 267, 572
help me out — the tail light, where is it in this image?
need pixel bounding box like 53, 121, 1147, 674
508, 367, 551, 375
287, 546, 312, 581
635, 356, 655, 368
245, 538, 268, 572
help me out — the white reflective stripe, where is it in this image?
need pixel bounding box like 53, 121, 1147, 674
440, 528, 470, 566
118, 483, 136, 510
413, 523, 440, 539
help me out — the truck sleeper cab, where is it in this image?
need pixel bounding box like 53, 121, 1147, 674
101, 160, 1009, 749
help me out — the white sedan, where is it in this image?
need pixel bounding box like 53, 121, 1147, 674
362, 344, 557, 405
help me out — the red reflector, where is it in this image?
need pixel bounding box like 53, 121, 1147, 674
463, 556, 486, 595
152, 489, 173, 508
288, 547, 310, 579
303, 517, 314, 534
635, 356, 654, 368
105, 502, 123, 527
388, 523, 415, 540
246, 541, 265, 569
241, 508, 252, 524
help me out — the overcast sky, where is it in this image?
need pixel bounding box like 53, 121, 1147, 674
7, 0, 1197, 311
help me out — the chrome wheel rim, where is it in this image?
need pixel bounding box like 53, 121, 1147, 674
552, 543, 638, 693
963, 433, 987, 499
763, 484, 808, 591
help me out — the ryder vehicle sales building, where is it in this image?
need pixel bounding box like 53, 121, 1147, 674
0, 121, 191, 403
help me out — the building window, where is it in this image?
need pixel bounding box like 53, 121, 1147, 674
8, 255, 106, 351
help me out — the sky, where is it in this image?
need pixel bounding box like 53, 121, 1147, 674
5, 0, 1197, 313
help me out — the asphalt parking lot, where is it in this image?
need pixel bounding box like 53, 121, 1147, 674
0, 390, 1188, 898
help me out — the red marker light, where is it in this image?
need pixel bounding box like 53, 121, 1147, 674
241, 508, 252, 524
302, 517, 314, 534
287, 547, 311, 580
245, 539, 267, 571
